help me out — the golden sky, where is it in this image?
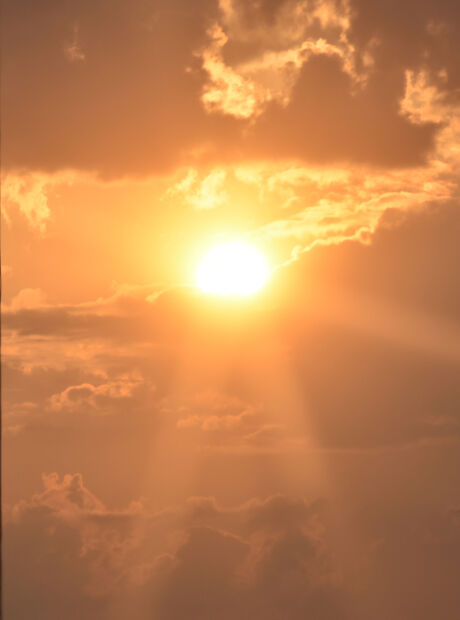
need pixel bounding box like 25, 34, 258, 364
2, 1, 460, 619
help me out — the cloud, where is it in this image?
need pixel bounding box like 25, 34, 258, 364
2, 0, 231, 177
64, 23, 86, 62
200, 23, 268, 119
2, 175, 52, 230
7, 471, 460, 619
167, 167, 229, 209
5, 475, 343, 620
12, 472, 106, 516
3, 207, 459, 614
152, 493, 343, 620
8, 288, 48, 311
3, 201, 459, 451
246, 53, 438, 167
5, 473, 145, 619
172, 391, 289, 451
4, 0, 460, 175
48, 374, 148, 413
4, 4, 460, 615
2, 171, 79, 230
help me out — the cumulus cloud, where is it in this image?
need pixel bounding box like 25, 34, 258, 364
7, 471, 460, 620
166, 167, 229, 209
3, 0, 460, 175
2, 171, 78, 230
5, 475, 344, 620
200, 23, 268, 119
2, 175, 52, 230
200, 0, 366, 121
8, 288, 48, 311
5, 473, 146, 619
48, 374, 148, 413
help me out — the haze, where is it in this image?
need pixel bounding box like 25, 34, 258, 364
2, 1, 460, 619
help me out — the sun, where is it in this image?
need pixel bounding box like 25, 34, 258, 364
196, 241, 270, 297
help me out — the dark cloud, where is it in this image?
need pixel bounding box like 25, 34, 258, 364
4, 473, 121, 620
270, 201, 460, 449
247, 53, 438, 167
154, 520, 347, 620
3, 0, 457, 175
5, 478, 348, 620
275, 200, 460, 324
154, 527, 249, 620
1, 0, 236, 177
350, 0, 460, 101
7, 472, 460, 620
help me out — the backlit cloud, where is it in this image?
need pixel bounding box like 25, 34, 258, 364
3, 1, 460, 618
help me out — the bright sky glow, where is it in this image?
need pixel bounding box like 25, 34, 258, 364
196, 241, 270, 296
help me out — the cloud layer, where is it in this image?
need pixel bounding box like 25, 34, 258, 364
4, 0, 460, 176
3, 1, 460, 618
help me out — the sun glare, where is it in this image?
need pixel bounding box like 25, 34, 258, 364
196, 241, 270, 297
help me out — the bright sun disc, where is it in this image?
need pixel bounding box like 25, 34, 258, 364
197, 241, 270, 297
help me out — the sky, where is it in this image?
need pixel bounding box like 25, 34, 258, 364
2, 0, 460, 618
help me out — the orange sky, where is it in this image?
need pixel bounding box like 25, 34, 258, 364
2, 1, 460, 619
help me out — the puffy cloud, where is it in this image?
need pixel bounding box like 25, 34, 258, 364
5, 473, 146, 619
2, 175, 52, 230
200, 24, 268, 119
246, 53, 437, 167
12, 472, 106, 516
5, 476, 344, 620
2, 171, 80, 230
167, 168, 229, 209
171, 391, 292, 452
8, 288, 48, 310
7, 472, 460, 619
4, 0, 460, 175
48, 374, 148, 413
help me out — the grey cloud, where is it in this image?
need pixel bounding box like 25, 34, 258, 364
3, 0, 457, 175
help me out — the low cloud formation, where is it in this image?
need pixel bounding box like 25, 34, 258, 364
4, 475, 347, 620
6, 472, 460, 620
48, 374, 148, 413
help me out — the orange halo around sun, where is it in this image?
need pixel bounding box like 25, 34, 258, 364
196, 241, 270, 297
